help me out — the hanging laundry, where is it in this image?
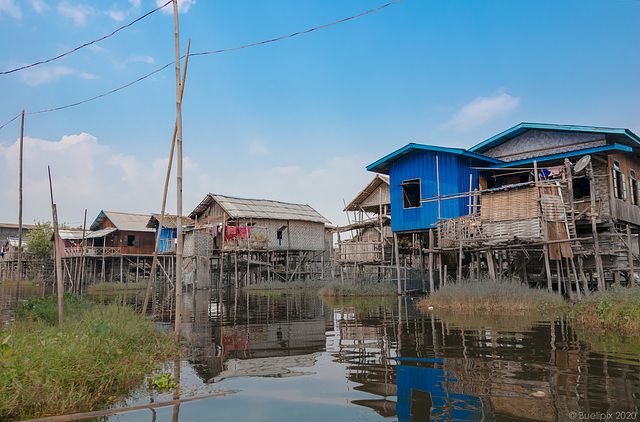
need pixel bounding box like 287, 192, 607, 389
224, 226, 238, 241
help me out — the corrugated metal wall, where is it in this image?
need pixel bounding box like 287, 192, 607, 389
389, 150, 481, 232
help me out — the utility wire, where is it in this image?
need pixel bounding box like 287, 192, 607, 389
190, 0, 404, 58
0, 0, 404, 130
0, 0, 172, 76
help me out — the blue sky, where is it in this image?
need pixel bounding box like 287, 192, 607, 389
1, 0, 639, 228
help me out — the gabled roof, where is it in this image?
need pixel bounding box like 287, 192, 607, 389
189, 194, 331, 224
367, 143, 502, 175
469, 122, 640, 154
487, 144, 633, 169
344, 175, 389, 212
90, 211, 155, 232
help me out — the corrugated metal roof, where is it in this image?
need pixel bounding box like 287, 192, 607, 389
367, 143, 502, 175
55, 227, 116, 240
469, 122, 640, 154
190, 194, 330, 224
90, 211, 155, 232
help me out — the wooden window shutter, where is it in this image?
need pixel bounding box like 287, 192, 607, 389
623, 173, 628, 200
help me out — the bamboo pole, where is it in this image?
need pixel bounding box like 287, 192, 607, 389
627, 224, 634, 285
48, 166, 64, 326
142, 40, 191, 314
172, 0, 185, 341
428, 229, 434, 293
17, 110, 24, 284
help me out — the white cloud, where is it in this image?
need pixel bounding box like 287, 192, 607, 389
156, 0, 195, 14
18, 65, 74, 86
106, 9, 125, 22
0, 0, 22, 20
129, 0, 141, 8
27, 0, 49, 13
443, 91, 520, 131
248, 140, 269, 155
127, 54, 154, 64
57, 2, 95, 25
0, 132, 372, 231
79, 72, 98, 80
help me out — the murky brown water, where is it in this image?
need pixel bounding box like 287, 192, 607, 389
2, 283, 639, 421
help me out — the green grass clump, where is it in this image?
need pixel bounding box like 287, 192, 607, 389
318, 280, 397, 297
570, 286, 640, 332
418, 278, 568, 313
1, 295, 179, 420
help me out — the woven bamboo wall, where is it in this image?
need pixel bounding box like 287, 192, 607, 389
338, 241, 381, 263
480, 186, 539, 222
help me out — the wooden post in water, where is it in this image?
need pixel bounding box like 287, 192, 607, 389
48, 166, 64, 326
17, 110, 24, 285
394, 232, 401, 295
627, 224, 634, 285
428, 229, 434, 293
587, 160, 605, 290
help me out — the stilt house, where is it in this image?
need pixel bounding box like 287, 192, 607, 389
89, 211, 156, 256
336, 175, 392, 269
367, 122, 640, 294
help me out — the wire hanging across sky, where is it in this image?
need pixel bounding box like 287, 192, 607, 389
0, 0, 172, 76
0, 0, 405, 132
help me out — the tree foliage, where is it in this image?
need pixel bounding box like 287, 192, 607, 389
25, 221, 53, 260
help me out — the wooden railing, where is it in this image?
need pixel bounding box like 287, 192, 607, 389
63, 246, 121, 257
336, 241, 382, 263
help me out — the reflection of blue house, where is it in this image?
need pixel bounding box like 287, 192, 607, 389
367, 144, 501, 233
395, 357, 489, 422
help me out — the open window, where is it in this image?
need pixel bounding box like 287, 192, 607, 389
631, 169, 638, 205
401, 179, 421, 209
127, 235, 135, 247
613, 160, 626, 200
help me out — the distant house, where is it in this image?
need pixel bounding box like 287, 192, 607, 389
367, 144, 501, 232
89, 211, 156, 255
336, 175, 392, 265
188, 194, 330, 252
0, 223, 37, 248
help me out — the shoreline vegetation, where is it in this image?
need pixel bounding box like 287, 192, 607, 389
0, 294, 179, 420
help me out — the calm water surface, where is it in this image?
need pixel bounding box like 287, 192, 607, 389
2, 283, 640, 421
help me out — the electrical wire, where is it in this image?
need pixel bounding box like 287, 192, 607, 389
190, 0, 404, 58
0, 0, 172, 76
0, 0, 404, 130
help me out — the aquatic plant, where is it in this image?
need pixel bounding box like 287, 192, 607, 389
417, 278, 568, 313
318, 280, 397, 297
0, 297, 179, 420
570, 286, 640, 332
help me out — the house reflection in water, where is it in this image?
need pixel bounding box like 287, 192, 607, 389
178, 289, 329, 383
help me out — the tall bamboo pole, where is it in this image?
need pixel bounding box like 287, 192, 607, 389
142, 40, 191, 314
172, 0, 184, 341
587, 160, 605, 290
17, 110, 24, 284
48, 166, 64, 326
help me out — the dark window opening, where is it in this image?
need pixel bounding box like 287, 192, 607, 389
277, 225, 287, 246
402, 179, 421, 209
573, 177, 591, 200
127, 235, 135, 247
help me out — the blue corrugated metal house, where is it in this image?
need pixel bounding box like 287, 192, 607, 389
146, 214, 195, 253
367, 144, 501, 233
